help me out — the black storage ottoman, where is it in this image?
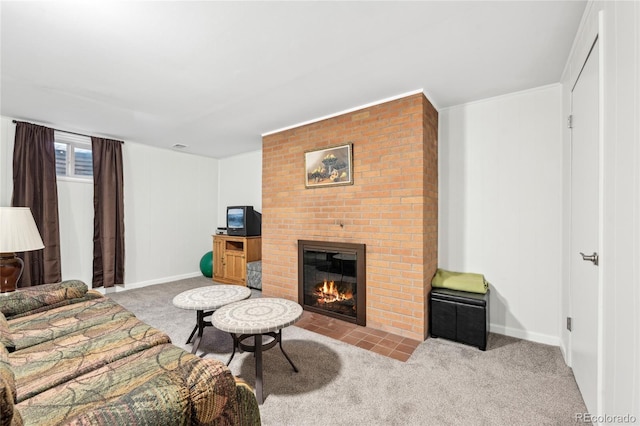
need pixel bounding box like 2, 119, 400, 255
430, 288, 490, 350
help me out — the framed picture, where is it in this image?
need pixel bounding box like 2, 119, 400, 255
305, 143, 353, 188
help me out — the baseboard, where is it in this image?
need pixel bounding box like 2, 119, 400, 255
490, 323, 560, 347
95, 272, 203, 294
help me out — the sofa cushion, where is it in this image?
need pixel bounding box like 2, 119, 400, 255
0, 281, 91, 319
0, 312, 14, 352
219, 378, 262, 426
184, 357, 236, 423
64, 373, 191, 426
11, 314, 171, 402
15, 344, 236, 426
7, 297, 133, 351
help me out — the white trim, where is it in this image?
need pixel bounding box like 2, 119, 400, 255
94, 271, 203, 294
596, 10, 605, 415
56, 175, 93, 184
490, 323, 561, 347
261, 89, 425, 136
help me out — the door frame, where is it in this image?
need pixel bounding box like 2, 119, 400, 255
567, 10, 605, 414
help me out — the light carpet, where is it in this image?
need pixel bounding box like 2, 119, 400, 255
107, 276, 587, 426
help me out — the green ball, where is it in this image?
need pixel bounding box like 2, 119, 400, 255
199, 251, 213, 278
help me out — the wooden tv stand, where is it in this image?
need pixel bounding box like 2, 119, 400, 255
213, 235, 262, 286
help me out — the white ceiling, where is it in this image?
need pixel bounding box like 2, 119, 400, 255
1, 1, 586, 159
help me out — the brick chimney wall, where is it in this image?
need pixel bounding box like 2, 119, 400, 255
261, 93, 438, 340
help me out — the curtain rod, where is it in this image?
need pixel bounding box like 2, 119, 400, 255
12, 120, 123, 143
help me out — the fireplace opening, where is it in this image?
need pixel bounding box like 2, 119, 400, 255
298, 240, 366, 326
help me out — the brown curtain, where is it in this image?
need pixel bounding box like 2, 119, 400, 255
11, 122, 62, 287
91, 137, 125, 288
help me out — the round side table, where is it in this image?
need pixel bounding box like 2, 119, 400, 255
172, 285, 252, 355
212, 297, 303, 404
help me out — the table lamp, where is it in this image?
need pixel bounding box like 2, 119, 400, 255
0, 207, 45, 293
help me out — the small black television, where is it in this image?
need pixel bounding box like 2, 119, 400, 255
226, 206, 262, 236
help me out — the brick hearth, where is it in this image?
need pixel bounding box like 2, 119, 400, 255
261, 93, 438, 341
295, 311, 421, 362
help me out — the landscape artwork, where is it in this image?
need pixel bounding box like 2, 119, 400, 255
305, 143, 353, 188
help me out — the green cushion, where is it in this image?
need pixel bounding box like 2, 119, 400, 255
431, 268, 489, 294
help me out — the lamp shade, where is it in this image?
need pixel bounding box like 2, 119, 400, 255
0, 207, 45, 252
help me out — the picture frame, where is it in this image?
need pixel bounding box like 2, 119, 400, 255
305, 143, 353, 188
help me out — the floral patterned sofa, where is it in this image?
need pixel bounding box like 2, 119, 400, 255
0, 281, 260, 426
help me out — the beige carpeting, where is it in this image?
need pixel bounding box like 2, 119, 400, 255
107, 276, 587, 426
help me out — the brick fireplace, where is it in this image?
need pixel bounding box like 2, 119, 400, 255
261, 93, 438, 341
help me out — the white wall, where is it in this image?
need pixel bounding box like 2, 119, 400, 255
439, 84, 563, 346
561, 1, 640, 419
123, 142, 219, 287
56, 179, 94, 284
0, 117, 219, 288
217, 149, 262, 227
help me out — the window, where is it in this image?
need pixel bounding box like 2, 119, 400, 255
54, 132, 93, 180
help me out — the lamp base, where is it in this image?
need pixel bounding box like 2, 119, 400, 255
0, 252, 23, 293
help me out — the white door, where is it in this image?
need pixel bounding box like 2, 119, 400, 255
570, 37, 600, 414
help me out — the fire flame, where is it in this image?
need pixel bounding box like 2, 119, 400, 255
316, 280, 353, 303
